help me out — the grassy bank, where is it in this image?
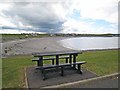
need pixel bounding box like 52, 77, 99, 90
2, 56, 34, 88
1, 34, 50, 42
0, 58, 2, 89
77, 50, 118, 76
2, 50, 119, 88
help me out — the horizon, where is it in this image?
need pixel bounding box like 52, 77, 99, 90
0, 33, 120, 35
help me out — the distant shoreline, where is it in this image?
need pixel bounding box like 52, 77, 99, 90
81, 48, 120, 52
1, 37, 72, 57
1, 36, 119, 58
1, 33, 120, 43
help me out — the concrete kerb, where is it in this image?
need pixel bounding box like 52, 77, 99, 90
42, 73, 119, 88
85, 68, 98, 76
24, 66, 34, 89
24, 67, 28, 89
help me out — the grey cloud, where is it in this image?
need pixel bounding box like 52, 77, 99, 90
2, 26, 15, 29
2, 2, 66, 33
1, 25, 33, 30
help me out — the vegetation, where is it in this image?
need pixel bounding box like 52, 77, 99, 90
0, 58, 2, 89
2, 50, 119, 88
77, 50, 119, 76
55, 33, 120, 37
1, 34, 50, 42
1, 33, 120, 42
2, 55, 34, 88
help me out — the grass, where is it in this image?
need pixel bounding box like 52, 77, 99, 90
2, 55, 34, 88
0, 58, 2, 89
2, 50, 119, 88
77, 50, 119, 76
1, 34, 50, 42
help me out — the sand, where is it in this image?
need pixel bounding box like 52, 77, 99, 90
1, 37, 73, 57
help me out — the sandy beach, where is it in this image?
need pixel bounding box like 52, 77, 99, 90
2, 37, 73, 57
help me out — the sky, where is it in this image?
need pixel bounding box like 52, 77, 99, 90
0, 0, 119, 34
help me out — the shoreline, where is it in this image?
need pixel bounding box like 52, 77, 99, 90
1, 37, 119, 58
1, 37, 72, 58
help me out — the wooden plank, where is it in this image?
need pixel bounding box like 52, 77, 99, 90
32, 56, 69, 61
36, 61, 86, 69
36, 61, 86, 80
32, 50, 82, 57
32, 56, 70, 66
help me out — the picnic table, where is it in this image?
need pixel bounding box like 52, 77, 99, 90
32, 50, 86, 80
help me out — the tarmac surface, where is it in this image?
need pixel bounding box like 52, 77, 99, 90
61, 74, 119, 88
26, 66, 98, 88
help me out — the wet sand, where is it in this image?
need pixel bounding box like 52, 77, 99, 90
2, 37, 73, 57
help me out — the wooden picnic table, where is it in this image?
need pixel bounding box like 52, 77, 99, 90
32, 50, 86, 80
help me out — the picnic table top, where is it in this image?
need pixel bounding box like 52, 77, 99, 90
32, 50, 82, 57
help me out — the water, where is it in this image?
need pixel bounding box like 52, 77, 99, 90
60, 37, 119, 50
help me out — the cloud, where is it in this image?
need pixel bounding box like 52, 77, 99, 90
61, 17, 118, 34
72, 0, 118, 24
0, 29, 45, 34
0, 0, 118, 34
60, 0, 118, 34
1, 2, 67, 33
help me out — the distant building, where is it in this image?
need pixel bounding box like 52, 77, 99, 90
31, 33, 38, 36
25, 35, 29, 38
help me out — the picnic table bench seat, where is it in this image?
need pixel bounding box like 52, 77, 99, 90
32, 56, 70, 65
36, 61, 86, 80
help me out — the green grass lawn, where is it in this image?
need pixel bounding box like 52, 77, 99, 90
77, 50, 119, 76
0, 58, 2, 89
2, 50, 119, 88
2, 55, 34, 88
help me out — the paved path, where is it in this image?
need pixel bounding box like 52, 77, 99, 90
60, 74, 118, 88
26, 66, 97, 88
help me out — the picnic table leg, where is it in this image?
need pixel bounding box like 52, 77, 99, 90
41, 68, 47, 80
69, 54, 73, 68
61, 66, 64, 76
66, 58, 68, 63
38, 56, 43, 66
52, 59, 54, 65
77, 64, 82, 74
69, 54, 72, 64
73, 54, 78, 69
56, 55, 59, 65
